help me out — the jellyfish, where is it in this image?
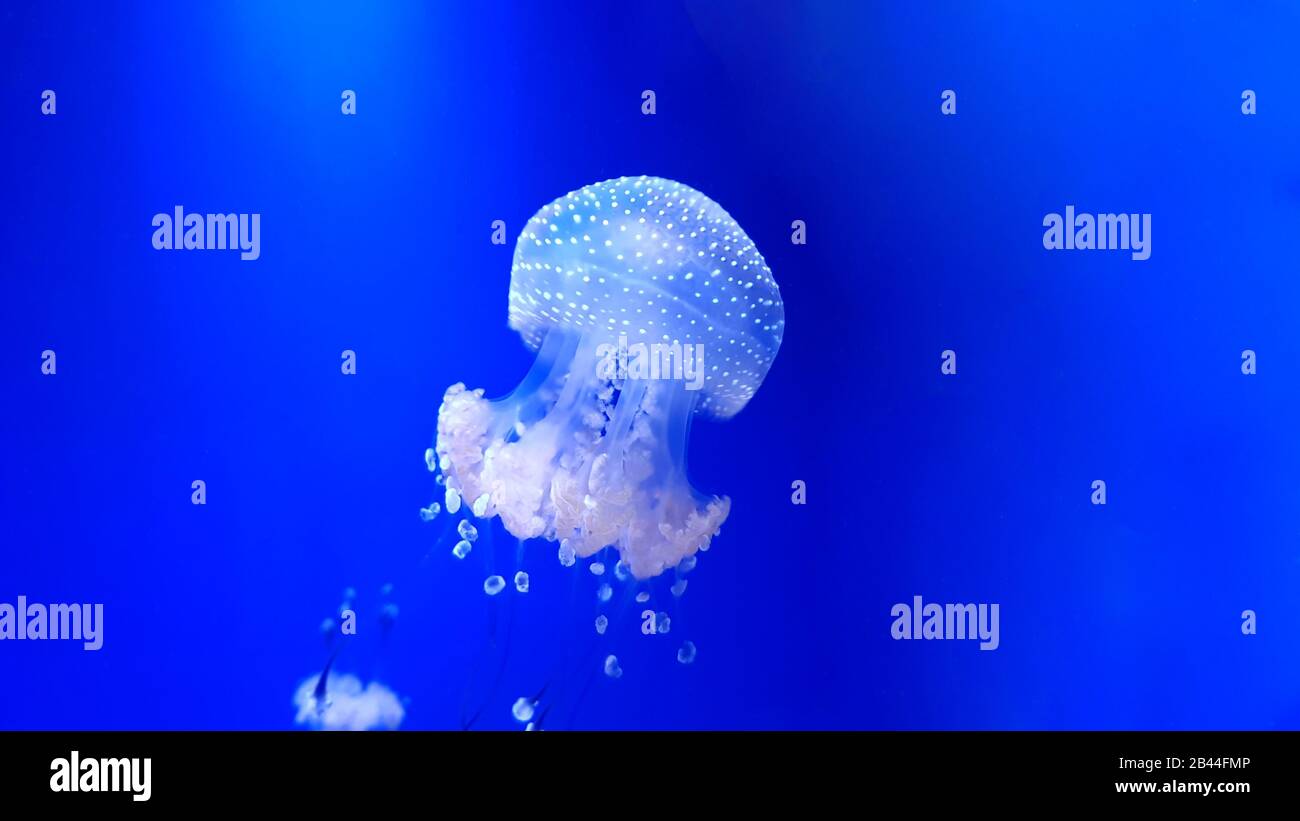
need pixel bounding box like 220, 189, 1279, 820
435, 176, 784, 581
511, 697, 537, 722
293, 670, 405, 731
294, 590, 408, 731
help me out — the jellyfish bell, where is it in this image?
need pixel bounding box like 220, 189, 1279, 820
437, 176, 784, 580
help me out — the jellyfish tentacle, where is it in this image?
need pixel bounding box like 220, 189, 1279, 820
458, 527, 516, 730
531, 573, 639, 730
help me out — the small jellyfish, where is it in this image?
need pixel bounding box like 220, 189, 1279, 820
294, 666, 405, 731
445, 487, 462, 515
677, 641, 697, 665
472, 494, 491, 517
380, 582, 394, 597
379, 602, 399, 627
589, 561, 606, 576
614, 561, 630, 581
594, 614, 608, 635
557, 539, 576, 567
678, 555, 698, 575
424, 447, 437, 472
514, 571, 530, 593
452, 539, 472, 559
342, 587, 357, 603
655, 612, 671, 634
457, 520, 478, 542
635, 591, 650, 603
434, 177, 784, 580
603, 654, 622, 679
512, 697, 536, 722
483, 575, 506, 596
671, 578, 688, 598
597, 583, 612, 603
418, 502, 441, 522
319, 617, 336, 636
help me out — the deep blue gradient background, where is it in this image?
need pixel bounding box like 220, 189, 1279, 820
2, 1, 1299, 729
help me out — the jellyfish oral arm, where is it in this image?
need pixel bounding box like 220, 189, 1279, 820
437, 327, 727, 579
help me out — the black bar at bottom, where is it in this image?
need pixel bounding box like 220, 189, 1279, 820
0, 730, 1284, 806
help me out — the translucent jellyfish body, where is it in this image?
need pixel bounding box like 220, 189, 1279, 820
511, 697, 537, 722
436, 177, 784, 579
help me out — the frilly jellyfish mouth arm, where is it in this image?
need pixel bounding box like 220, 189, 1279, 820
437, 327, 728, 580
